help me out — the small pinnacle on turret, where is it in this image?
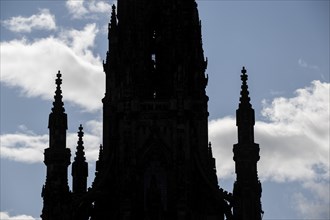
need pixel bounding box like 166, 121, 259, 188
52, 70, 65, 114
239, 66, 252, 108
74, 124, 86, 162
98, 144, 103, 161
110, 4, 117, 28
236, 67, 255, 144
208, 142, 213, 157
95, 144, 103, 175
72, 124, 88, 194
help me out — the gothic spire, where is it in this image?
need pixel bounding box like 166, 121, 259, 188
52, 70, 65, 114
48, 70, 67, 139
72, 124, 88, 194
233, 67, 262, 220
108, 4, 117, 43
110, 4, 117, 28
74, 124, 86, 162
236, 66, 255, 144
239, 66, 252, 108
97, 144, 103, 164
42, 71, 71, 220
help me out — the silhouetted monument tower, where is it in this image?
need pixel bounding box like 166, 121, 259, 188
233, 67, 262, 220
41, 1, 262, 220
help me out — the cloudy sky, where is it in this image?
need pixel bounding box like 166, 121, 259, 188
0, 0, 329, 219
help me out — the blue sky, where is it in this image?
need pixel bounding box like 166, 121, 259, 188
0, 0, 329, 219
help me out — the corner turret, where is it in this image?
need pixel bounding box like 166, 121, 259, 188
48, 71, 68, 148
41, 71, 71, 220
233, 67, 263, 220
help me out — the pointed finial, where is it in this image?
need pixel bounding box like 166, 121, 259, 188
52, 71, 65, 114
242, 66, 246, 74
239, 66, 251, 107
78, 124, 84, 139
110, 4, 117, 27
95, 144, 104, 172
241, 66, 248, 84
208, 142, 213, 158
75, 124, 86, 161
98, 144, 103, 160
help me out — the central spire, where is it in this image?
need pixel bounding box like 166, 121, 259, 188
104, 0, 207, 100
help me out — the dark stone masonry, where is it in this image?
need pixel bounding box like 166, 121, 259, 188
41, 1, 262, 219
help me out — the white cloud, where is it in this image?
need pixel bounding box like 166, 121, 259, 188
298, 58, 319, 70
66, 0, 89, 19
259, 80, 329, 181
85, 119, 103, 137
0, 211, 36, 220
210, 81, 329, 181
59, 23, 101, 65
89, 1, 112, 13
66, 0, 112, 19
209, 117, 237, 179
0, 120, 102, 164
210, 80, 329, 218
292, 182, 329, 219
2, 9, 56, 33
0, 23, 104, 112
0, 132, 48, 163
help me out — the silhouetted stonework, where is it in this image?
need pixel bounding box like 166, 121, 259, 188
233, 67, 263, 220
41, 1, 262, 220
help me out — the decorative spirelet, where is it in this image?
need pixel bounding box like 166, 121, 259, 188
52, 71, 65, 114
239, 66, 252, 108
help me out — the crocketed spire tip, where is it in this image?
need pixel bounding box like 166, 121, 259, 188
239, 66, 251, 107
52, 70, 65, 114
